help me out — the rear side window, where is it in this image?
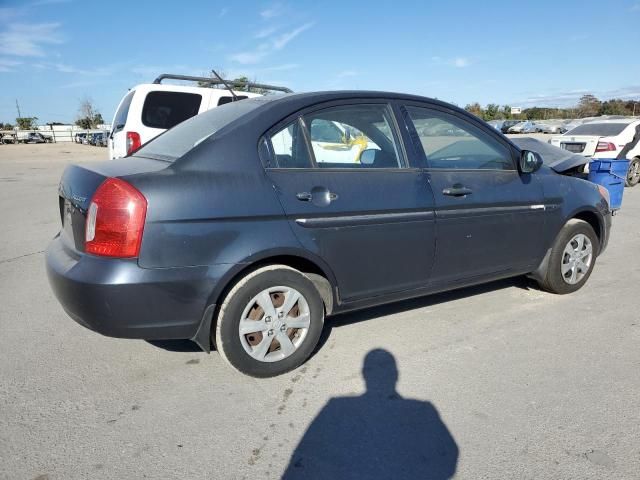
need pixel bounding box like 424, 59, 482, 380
112, 90, 134, 133
269, 119, 313, 168
218, 95, 249, 106
141, 91, 202, 129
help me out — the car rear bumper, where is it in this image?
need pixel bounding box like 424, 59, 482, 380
46, 234, 227, 341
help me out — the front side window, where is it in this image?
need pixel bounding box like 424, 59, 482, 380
406, 106, 513, 170
303, 104, 402, 169
141, 91, 203, 129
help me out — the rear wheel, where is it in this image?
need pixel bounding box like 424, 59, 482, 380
214, 265, 324, 377
626, 158, 640, 187
537, 219, 599, 294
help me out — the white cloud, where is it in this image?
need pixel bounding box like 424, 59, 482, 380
631, 2, 640, 11
451, 57, 470, 68
272, 22, 313, 50
0, 58, 22, 72
0, 23, 64, 57
336, 70, 357, 78
255, 25, 279, 39
229, 22, 313, 65
260, 3, 284, 19
30, 0, 72, 6
228, 43, 271, 65
260, 63, 299, 72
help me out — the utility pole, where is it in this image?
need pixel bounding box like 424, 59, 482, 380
15, 99, 22, 119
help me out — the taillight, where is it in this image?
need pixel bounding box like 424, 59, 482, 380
85, 178, 147, 258
126, 131, 141, 155
595, 141, 616, 153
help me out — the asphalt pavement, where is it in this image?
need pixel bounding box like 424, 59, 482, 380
1, 143, 638, 479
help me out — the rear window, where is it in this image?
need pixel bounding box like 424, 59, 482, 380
133, 97, 271, 161
112, 90, 134, 134
141, 91, 202, 129
218, 95, 249, 106
566, 123, 629, 136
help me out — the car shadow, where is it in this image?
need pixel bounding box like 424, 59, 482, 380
147, 276, 539, 355
282, 348, 459, 479
314, 275, 537, 354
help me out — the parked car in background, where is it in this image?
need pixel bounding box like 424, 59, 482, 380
549, 119, 640, 186
1, 133, 17, 144
75, 133, 87, 144
486, 120, 504, 131
89, 132, 104, 146
47, 91, 612, 378
18, 132, 53, 144
536, 123, 567, 134
501, 120, 521, 133
508, 121, 538, 134
108, 73, 292, 159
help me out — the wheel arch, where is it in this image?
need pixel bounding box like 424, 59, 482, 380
192, 249, 338, 353
570, 209, 603, 248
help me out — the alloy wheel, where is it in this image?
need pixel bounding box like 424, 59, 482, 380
238, 286, 311, 362
561, 234, 593, 285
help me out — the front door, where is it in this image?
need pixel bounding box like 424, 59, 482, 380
264, 102, 436, 302
402, 104, 546, 286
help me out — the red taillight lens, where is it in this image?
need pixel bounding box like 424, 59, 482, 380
595, 141, 616, 153
85, 178, 147, 258
126, 131, 141, 155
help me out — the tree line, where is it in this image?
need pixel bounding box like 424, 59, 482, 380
465, 94, 638, 121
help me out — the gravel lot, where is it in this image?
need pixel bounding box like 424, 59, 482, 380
1, 143, 639, 479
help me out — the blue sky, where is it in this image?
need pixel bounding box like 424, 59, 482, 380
1, 0, 639, 124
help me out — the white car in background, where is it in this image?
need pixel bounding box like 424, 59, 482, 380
549, 119, 640, 186
271, 118, 380, 166
108, 73, 291, 159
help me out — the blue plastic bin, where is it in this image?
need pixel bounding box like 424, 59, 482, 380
588, 159, 629, 210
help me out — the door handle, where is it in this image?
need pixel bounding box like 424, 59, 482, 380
296, 188, 338, 206
442, 186, 473, 197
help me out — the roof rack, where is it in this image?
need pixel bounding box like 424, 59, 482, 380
152, 73, 293, 93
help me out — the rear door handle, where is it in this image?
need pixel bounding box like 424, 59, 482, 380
296, 192, 313, 201
442, 186, 473, 197
296, 188, 338, 206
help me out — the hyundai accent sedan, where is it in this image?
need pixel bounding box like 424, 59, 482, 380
46, 91, 612, 377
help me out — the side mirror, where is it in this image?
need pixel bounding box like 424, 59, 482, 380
360, 148, 377, 165
519, 150, 543, 174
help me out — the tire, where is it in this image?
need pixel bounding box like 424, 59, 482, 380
214, 265, 325, 377
625, 158, 640, 187
537, 219, 599, 294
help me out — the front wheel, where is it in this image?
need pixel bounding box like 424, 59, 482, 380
537, 219, 599, 294
626, 158, 640, 187
214, 265, 324, 377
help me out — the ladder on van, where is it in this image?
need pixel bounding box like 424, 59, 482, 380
152, 74, 293, 94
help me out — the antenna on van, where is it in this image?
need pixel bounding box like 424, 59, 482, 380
211, 69, 238, 102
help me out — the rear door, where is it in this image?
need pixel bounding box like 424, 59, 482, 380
401, 104, 546, 286
264, 101, 436, 302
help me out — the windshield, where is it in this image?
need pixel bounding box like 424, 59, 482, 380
566, 123, 630, 136
132, 96, 275, 161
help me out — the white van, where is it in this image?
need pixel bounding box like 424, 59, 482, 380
108, 74, 292, 159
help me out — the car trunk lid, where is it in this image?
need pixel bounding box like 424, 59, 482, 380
57, 157, 168, 253
549, 135, 601, 156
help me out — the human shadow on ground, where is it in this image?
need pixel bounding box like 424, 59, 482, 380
282, 349, 459, 480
